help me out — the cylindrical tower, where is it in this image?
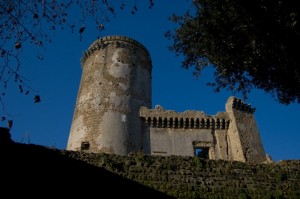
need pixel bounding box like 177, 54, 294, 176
67, 36, 152, 155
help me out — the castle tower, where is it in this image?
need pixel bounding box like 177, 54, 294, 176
67, 36, 152, 155
225, 96, 267, 163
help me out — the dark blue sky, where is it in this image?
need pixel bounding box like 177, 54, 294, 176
2, 1, 299, 162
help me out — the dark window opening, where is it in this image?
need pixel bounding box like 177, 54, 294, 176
81, 141, 90, 150
195, 147, 209, 159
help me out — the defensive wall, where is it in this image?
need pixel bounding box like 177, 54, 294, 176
67, 151, 300, 199
1, 139, 299, 199
140, 96, 267, 163
67, 35, 268, 164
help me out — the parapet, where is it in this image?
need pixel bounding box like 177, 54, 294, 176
226, 96, 256, 114
140, 105, 230, 130
80, 35, 151, 64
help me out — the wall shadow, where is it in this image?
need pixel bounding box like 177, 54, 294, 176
0, 141, 174, 198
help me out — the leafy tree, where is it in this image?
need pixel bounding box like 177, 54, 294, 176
165, 0, 300, 105
0, 0, 154, 121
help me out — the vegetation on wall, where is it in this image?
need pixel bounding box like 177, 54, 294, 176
2, 140, 300, 199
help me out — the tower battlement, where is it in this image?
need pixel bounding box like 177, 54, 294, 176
68, 35, 268, 163
80, 35, 151, 65
140, 106, 230, 130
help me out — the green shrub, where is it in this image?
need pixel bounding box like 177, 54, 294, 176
167, 163, 177, 171
275, 172, 287, 182
194, 157, 205, 168
238, 192, 248, 199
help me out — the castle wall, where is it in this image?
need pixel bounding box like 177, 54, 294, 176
150, 128, 213, 156
214, 129, 229, 160
67, 36, 152, 155
226, 97, 267, 163
140, 97, 267, 163
140, 106, 231, 159
67, 35, 268, 163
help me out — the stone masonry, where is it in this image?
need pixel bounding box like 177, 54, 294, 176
140, 96, 267, 163
67, 35, 268, 163
67, 36, 152, 155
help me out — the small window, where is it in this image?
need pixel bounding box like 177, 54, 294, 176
195, 147, 209, 159
81, 141, 90, 150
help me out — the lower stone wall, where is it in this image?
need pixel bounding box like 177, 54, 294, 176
62, 150, 300, 199
2, 138, 298, 199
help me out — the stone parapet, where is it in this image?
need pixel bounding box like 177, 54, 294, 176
231, 97, 256, 113
140, 105, 230, 130
80, 35, 151, 65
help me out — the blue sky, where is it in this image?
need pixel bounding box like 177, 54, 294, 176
2, 1, 299, 162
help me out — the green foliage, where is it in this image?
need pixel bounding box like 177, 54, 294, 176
100, 154, 124, 172
238, 192, 249, 199
167, 163, 177, 171
191, 191, 201, 199
135, 152, 154, 166
273, 189, 283, 199
166, 0, 300, 104
194, 157, 206, 168
264, 193, 274, 199
275, 172, 287, 182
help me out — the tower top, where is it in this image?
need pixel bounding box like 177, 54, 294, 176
80, 35, 150, 64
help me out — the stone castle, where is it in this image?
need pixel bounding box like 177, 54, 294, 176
67, 35, 268, 163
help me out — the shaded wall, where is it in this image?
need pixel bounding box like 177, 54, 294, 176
68, 36, 152, 155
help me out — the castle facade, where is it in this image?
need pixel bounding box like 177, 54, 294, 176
67, 36, 267, 163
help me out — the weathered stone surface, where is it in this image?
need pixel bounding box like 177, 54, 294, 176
68, 35, 267, 163
63, 149, 300, 199
226, 96, 267, 163
2, 142, 299, 198
68, 36, 152, 155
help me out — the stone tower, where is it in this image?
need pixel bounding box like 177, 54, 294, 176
67, 36, 152, 155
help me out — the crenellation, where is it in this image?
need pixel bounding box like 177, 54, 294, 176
68, 35, 268, 163
232, 97, 256, 114
141, 115, 230, 130
81, 36, 151, 65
